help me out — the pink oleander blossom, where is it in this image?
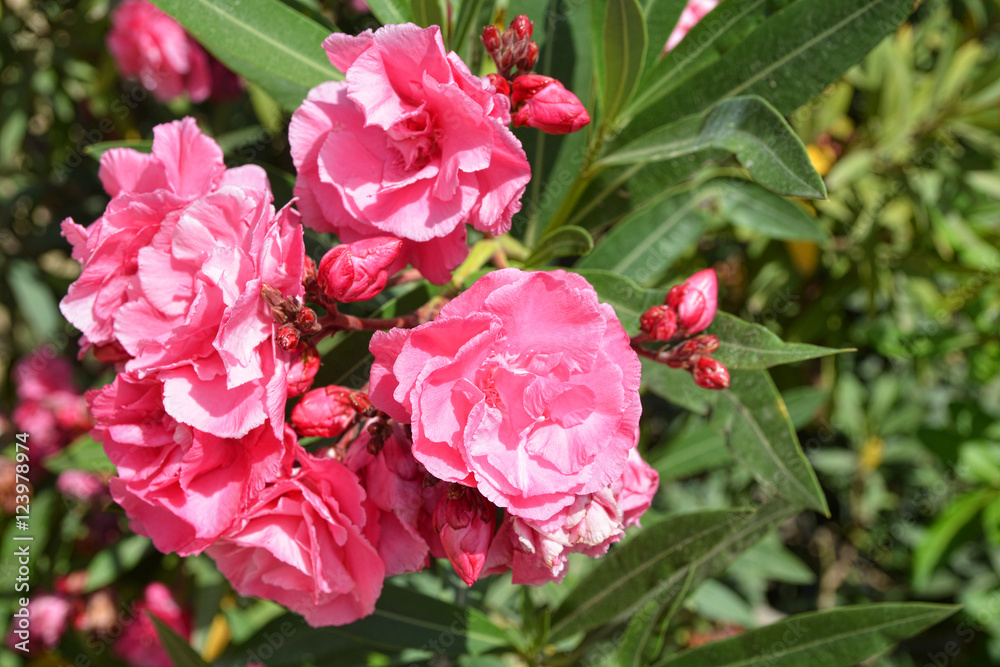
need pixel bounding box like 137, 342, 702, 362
114, 583, 192, 667
89, 373, 292, 556
107, 0, 242, 103
369, 269, 642, 524
12, 351, 91, 458
4, 594, 72, 654
664, 0, 721, 52
289, 23, 531, 284
208, 451, 384, 627
62, 118, 304, 440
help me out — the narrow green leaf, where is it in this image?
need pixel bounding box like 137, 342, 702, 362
603, 0, 648, 120
641, 0, 688, 74
43, 435, 114, 474
524, 226, 594, 267
599, 96, 826, 199
570, 269, 667, 335
150, 615, 212, 667
574, 193, 707, 286
709, 312, 847, 370
704, 179, 829, 242
7, 259, 61, 342
83, 139, 153, 159
86, 535, 154, 592
654, 603, 960, 667
619, 567, 695, 667
713, 370, 829, 515
653, 423, 731, 481
411, 0, 445, 28
642, 359, 718, 415
150, 0, 341, 111
366, 0, 413, 24
912, 488, 997, 589
452, 0, 488, 56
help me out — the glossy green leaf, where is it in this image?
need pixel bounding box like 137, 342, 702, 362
150, 0, 341, 111
7, 259, 61, 342
641, 0, 688, 74
912, 488, 997, 589
619, 568, 695, 667
411, 0, 445, 28
550, 501, 796, 641
151, 615, 211, 667
83, 139, 153, 159
451, 0, 488, 55
642, 359, 718, 415
654, 603, 959, 667
366, 0, 412, 24
570, 269, 667, 335
524, 225, 594, 267
43, 434, 114, 474
599, 96, 826, 199
653, 423, 732, 481
709, 312, 847, 369
86, 535, 154, 592
703, 178, 829, 242
574, 193, 707, 286
603, 0, 648, 120
713, 370, 829, 515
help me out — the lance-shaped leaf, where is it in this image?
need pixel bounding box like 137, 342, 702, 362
366, 0, 412, 24
709, 312, 847, 370
150, 615, 211, 667
713, 369, 829, 515
702, 178, 829, 242
603, 0, 648, 120
550, 500, 797, 641
411, 0, 445, 28
524, 225, 595, 267
150, 0, 340, 111
653, 603, 959, 667
597, 96, 826, 199
641, 0, 688, 73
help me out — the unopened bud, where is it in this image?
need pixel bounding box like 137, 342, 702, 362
488, 73, 511, 97
640, 305, 678, 341
510, 14, 533, 40
692, 357, 730, 390
666, 268, 718, 336
665, 334, 720, 369
296, 307, 322, 334
285, 341, 320, 397
291, 386, 357, 438
302, 256, 318, 287
349, 391, 374, 414
318, 236, 403, 303
517, 41, 539, 73
481, 25, 501, 53
276, 325, 300, 350
511, 75, 591, 135
434, 487, 495, 586
365, 418, 392, 454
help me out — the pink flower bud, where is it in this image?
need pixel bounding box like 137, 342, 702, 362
291, 386, 357, 438
666, 268, 717, 336
487, 73, 511, 97
435, 487, 496, 586
286, 341, 320, 397
640, 305, 678, 341
692, 357, 730, 390
276, 324, 300, 350
511, 75, 591, 135
318, 237, 403, 303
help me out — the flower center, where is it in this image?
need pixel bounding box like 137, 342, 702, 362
387, 109, 440, 172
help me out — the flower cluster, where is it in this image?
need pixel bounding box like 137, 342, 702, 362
107, 0, 243, 103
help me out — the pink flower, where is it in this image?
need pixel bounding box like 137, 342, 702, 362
5, 594, 72, 654
370, 269, 642, 523
114, 583, 192, 667
12, 350, 91, 458
318, 237, 402, 303
62, 118, 304, 440
511, 75, 591, 135
89, 373, 291, 555
433, 487, 496, 586
664, 0, 721, 52
344, 423, 432, 576
667, 268, 718, 337
208, 451, 384, 627
107, 0, 241, 103
56, 470, 108, 503
614, 448, 659, 529
289, 23, 531, 284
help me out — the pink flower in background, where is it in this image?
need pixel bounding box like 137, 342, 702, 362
289, 23, 530, 284
208, 451, 384, 627
56, 470, 108, 503
12, 351, 91, 458
664, 0, 721, 52
114, 583, 192, 667
370, 269, 642, 523
107, 0, 242, 102
5, 594, 72, 654
89, 373, 291, 555
344, 423, 432, 576
62, 118, 305, 440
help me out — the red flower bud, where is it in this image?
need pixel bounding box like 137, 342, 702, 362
296, 307, 321, 334
511, 75, 591, 135
692, 357, 730, 390
510, 14, 533, 40
318, 236, 403, 303
666, 268, 718, 336
517, 41, 539, 73
665, 334, 720, 369
487, 73, 511, 97
640, 305, 678, 341
276, 325, 300, 350
302, 256, 318, 287
291, 385, 357, 438
481, 25, 501, 54
285, 341, 320, 397
434, 486, 496, 586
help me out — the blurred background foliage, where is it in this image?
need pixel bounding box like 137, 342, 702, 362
1, 0, 999, 665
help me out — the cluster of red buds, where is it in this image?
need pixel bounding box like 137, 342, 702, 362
291, 386, 393, 454
262, 283, 322, 351
482, 16, 591, 135
639, 269, 730, 390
